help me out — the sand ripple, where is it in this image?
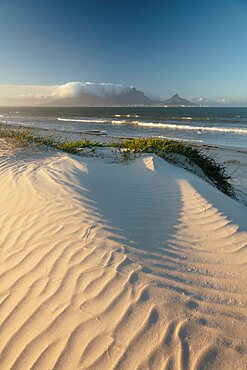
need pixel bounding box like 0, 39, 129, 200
0, 151, 246, 369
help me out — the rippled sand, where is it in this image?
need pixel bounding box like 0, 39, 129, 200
0, 147, 247, 369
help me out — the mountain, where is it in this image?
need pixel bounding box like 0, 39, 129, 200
160, 94, 196, 106
49, 83, 155, 106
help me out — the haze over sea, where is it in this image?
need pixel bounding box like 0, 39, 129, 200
1, 106, 247, 149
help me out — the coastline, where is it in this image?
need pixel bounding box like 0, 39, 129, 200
1, 118, 247, 206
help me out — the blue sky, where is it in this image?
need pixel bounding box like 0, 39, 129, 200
0, 0, 247, 101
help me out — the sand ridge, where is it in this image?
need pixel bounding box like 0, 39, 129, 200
0, 149, 247, 369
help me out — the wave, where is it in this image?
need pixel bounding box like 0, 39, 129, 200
111, 120, 130, 124
58, 117, 109, 123
113, 120, 247, 134
114, 114, 140, 118
181, 117, 192, 120
158, 135, 204, 143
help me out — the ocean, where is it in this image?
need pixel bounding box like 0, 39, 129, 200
1, 106, 247, 148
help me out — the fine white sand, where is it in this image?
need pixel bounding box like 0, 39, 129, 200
0, 146, 247, 370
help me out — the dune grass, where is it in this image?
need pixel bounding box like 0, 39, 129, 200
117, 138, 235, 197
0, 126, 101, 153
0, 126, 235, 197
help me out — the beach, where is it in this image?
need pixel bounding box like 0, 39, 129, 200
2, 0, 247, 366
0, 141, 247, 369
1, 105, 247, 206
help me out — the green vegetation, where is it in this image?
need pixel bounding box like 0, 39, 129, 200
118, 138, 234, 197
0, 126, 38, 146
0, 126, 101, 153
0, 126, 235, 198
55, 139, 103, 153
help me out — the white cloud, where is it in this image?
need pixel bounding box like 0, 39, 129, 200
217, 98, 229, 103
0, 84, 57, 105
56, 81, 134, 99
0, 81, 136, 105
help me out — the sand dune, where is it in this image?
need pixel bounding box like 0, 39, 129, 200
0, 147, 247, 370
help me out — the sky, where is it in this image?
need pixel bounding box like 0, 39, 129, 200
0, 0, 247, 105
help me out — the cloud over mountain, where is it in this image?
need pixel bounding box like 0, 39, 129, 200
0, 82, 154, 106
57, 82, 135, 99
0, 82, 246, 106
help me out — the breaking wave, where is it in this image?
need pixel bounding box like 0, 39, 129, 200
58, 117, 109, 123
158, 135, 204, 143
114, 114, 140, 118
111, 120, 247, 134
181, 117, 192, 120
111, 120, 130, 124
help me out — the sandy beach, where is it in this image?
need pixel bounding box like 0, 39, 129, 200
0, 142, 246, 370
1, 0, 247, 366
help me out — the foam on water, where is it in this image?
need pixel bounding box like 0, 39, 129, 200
114, 114, 140, 118
158, 135, 204, 143
58, 117, 109, 123
120, 121, 247, 134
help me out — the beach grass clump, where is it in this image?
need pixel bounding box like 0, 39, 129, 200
55, 140, 103, 153
0, 126, 36, 147
119, 138, 235, 197
0, 126, 61, 148
0, 126, 102, 152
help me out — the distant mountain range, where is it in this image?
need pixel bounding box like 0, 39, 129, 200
159, 94, 197, 107
47, 82, 196, 107
2, 81, 243, 107
0, 81, 197, 107
50, 86, 153, 106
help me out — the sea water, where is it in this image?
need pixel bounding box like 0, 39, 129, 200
1, 106, 247, 148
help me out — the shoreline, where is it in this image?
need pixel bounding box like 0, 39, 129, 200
1, 121, 246, 206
